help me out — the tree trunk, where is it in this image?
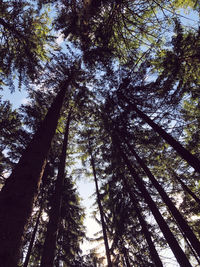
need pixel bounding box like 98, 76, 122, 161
88, 141, 112, 267
116, 141, 192, 267
131, 104, 200, 173
172, 172, 200, 206
122, 177, 163, 267
40, 111, 72, 267
117, 94, 200, 173
0, 81, 69, 267
23, 203, 43, 267
125, 142, 200, 258
172, 210, 200, 266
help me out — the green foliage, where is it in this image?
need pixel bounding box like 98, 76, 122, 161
152, 21, 200, 103
1, 0, 200, 266
0, 98, 29, 178
0, 0, 53, 89
172, 0, 200, 9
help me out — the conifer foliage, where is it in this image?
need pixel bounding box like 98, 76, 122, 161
0, 0, 200, 266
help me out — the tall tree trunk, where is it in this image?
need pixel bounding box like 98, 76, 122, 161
114, 138, 192, 266
134, 105, 200, 173
23, 163, 50, 267
0, 81, 70, 267
40, 110, 72, 267
88, 141, 112, 267
118, 95, 200, 173
23, 202, 43, 267
122, 177, 163, 267
170, 209, 200, 266
124, 141, 200, 258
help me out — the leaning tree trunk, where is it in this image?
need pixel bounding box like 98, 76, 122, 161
130, 103, 200, 173
122, 177, 163, 267
124, 140, 200, 259
113, 137, 192, 267
40, 111, 72, 267
23, 163, 50, 267
0, 81, 70, 267
117, 93, 200, 173
23, 201, 43, 267
88, 143, 112, 267
172, 171, 200, 206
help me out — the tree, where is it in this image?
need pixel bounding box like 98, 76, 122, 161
87, 134, 112, 267
0, 64, 73, 266
0, 0, 53, 88
0, 99, 26, 178
0, 0, 200, 266
40, 109, 72, 267
108, 129, 191, 266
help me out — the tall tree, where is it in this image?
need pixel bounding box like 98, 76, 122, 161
113, 119, 200, 258
87, 135, 112, 267
40, 109, 72, 267
0, 68, 73, 266
116, 90, 200, 174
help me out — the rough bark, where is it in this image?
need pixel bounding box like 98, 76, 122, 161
40, 111, 72, 267
0, 81, 69, 267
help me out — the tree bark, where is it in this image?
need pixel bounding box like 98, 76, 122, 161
40, 110, 72, 267
125, 142, 200, 259
122, 177, 163, 267
116, 142, 192, 267
0, 81, 69, 267
88, 141, 112, 267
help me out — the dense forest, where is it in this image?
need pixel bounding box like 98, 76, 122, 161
0, 0, 200, 266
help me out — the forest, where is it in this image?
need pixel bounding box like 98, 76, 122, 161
0, 0, 200, 266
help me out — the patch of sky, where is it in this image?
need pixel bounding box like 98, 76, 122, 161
0, 88, 29, 109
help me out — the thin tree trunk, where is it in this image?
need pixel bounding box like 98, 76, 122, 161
0, 81, 70, 267
130, 104, 200, 173
172, 172, 200, 206
122, 177, 163, 267
23, 163, 50, 267
169, 209, 200, 266
40, 111, 72, 267
88, 142, 112, 267
124, 142, 200, 259
115, 140, 192, 267
23, 203, 43, 267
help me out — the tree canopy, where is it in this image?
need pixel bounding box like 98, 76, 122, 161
0, 0, 200, 266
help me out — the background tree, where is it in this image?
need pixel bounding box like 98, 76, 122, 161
0, 0, 54, 89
